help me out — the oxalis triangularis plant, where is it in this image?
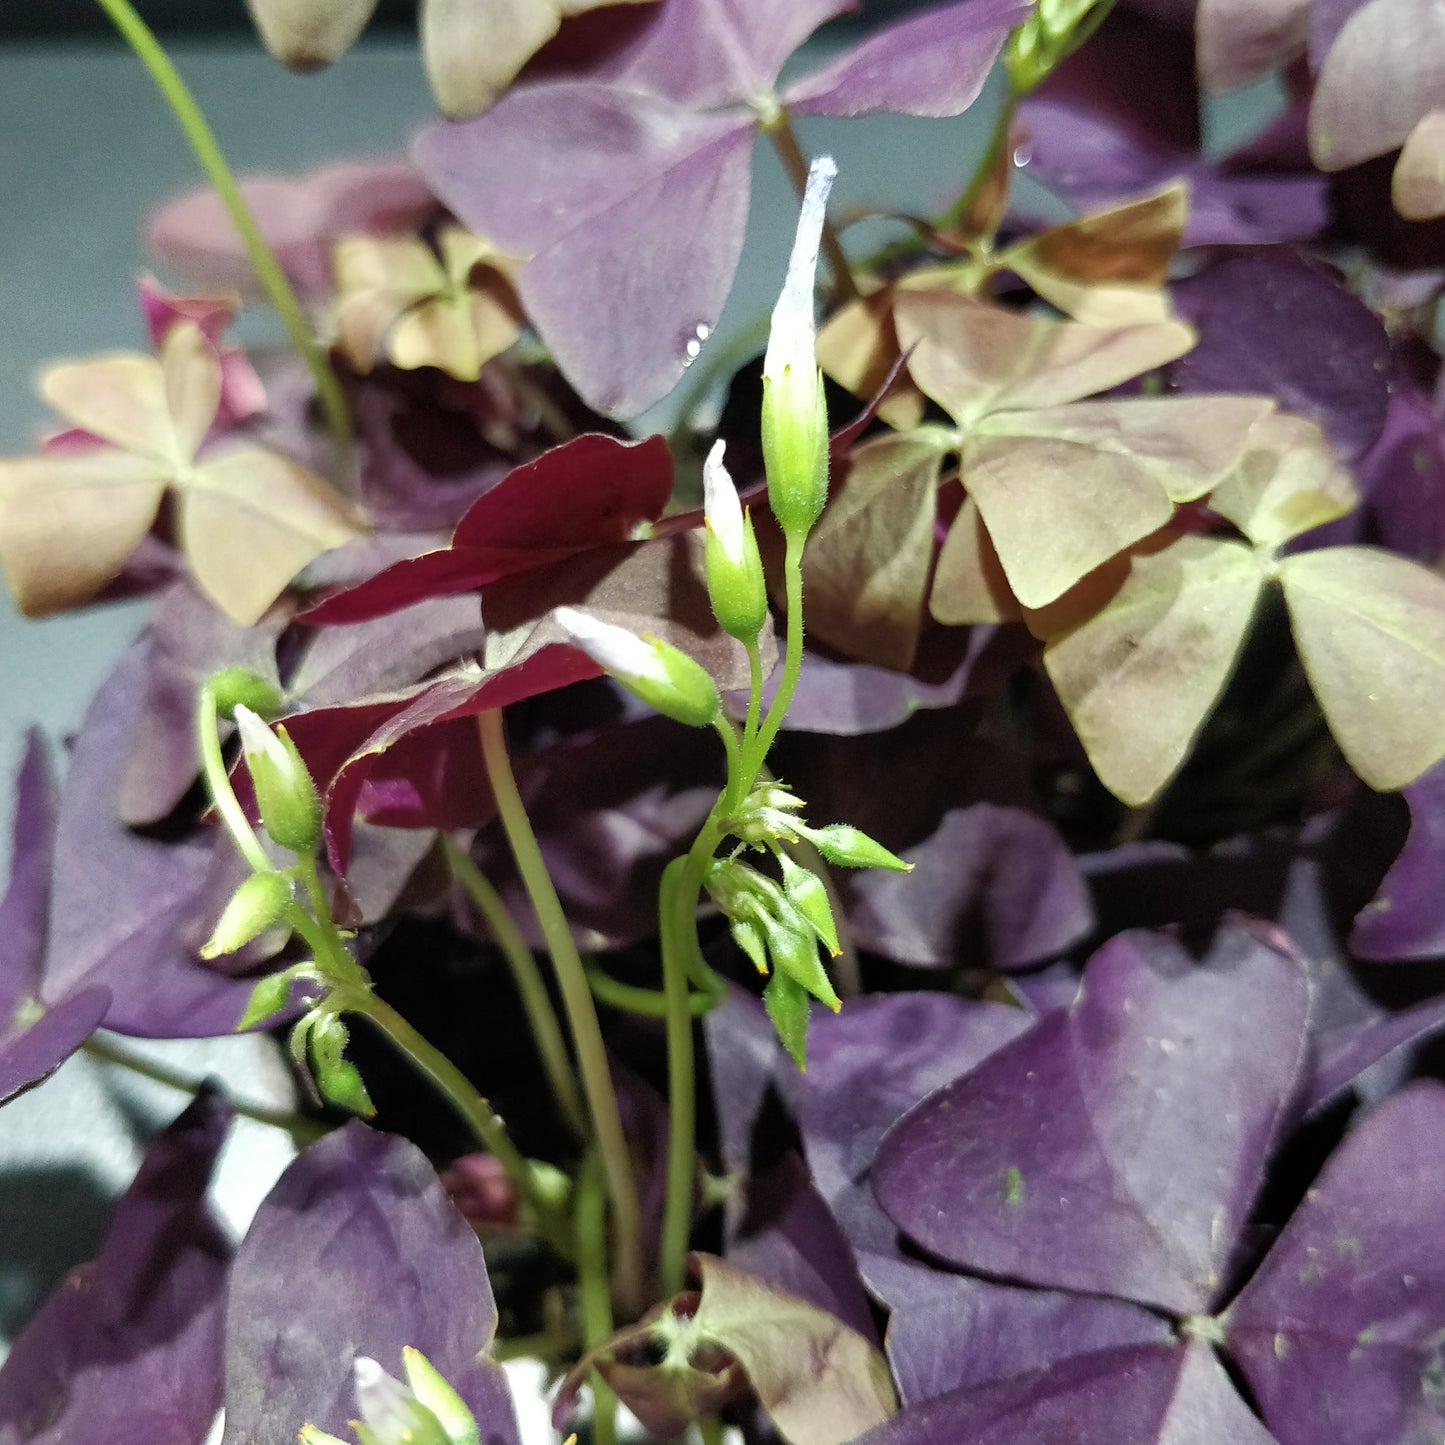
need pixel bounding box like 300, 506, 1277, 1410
5, 0, 1445, 1442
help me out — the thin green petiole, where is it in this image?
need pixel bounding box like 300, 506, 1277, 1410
477, 709, 643, 1309
444, 836, 587, 1138
585, 963, 718, 1019
575, 1150, 619, 1445
196, 689, 272, 876
658, 855, 701, 1297
93, 0, 353, 464
82, 1032, 328, 1143
744, 537, 806, 783
743, 636, 765, 748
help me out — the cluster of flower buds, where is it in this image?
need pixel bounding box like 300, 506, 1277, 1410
300, 1348, 482, 1445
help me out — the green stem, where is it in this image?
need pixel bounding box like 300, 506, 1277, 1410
196, 690, 271, 876
576, 1151, 619, 1445
763, 111, 859, 304
476, 710, 643, 1309
93, 0, 352, 462
744, 537, 806, 782
356, 990, 566, 1246
698, 1418, 727, 1445
585, 964, 717, 1019
444, 837, 588, 1138
939, 90, 1019, 242
82, 1033, 328, 1142
743, 637, 765, 748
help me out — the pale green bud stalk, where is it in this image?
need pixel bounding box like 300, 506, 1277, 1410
703, 440, 768, 642
762, 155, 837, 545
234, 704, 322, 855
201, 870, 292, 959
554, 608, 720, 728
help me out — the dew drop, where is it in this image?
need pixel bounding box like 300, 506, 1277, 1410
1012, 143, 1032, 168
680, 321, 713, 368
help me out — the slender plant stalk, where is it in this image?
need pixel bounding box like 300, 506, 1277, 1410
576, 1151, 620, 1445
744, 538, 807, 781
196, 690, 272, 876
764, 113, 859, 303
444, 836, 587, 1138
938, 89, 1019, 242
476, 709, 643, 1308
92, 0, 352, 461
743, 637, 765, 747
585, 963, 717, 1019
82, 1033, 328, 1142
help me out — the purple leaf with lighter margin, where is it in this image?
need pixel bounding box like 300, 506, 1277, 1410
415, 0, 1022, 415
1353, 759, 1445, 959
0, 734, 111, 1105
859, 1252, 1171, 1408
850, 1340, 1277, 1445
1171, 254, 1392, 461
797, 993, 1032, 1253
1309, 0, 1445, 170
223, 1122, 518, 1445
874, 925, 1310, 1314
0, 1090, 231, 1445
44, 646, 257, 1039
147, 159, 435, 299
1016, 10, 1327, 246
1225, 1082, 1445, 1445
846, 804, 1093, 971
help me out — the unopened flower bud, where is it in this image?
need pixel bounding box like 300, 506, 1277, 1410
554, 608, 720, 728
703, 441, 768, 642
352, 1357, 453, 1445
762, 156, 836, 545
234, 705, 321, 854
205, 665, 283, 721
201, 870, 292, 959
244, 0, 377, 71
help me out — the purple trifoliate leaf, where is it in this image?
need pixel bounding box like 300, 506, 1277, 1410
223, 1121, 516, 1445
0, 732, 54, 1027
1353, 356, 1445, 564
0, 989, 112, 1108
415, 85, 753, 417
846, 803, 1093, 971
785, 0, 1028, 119
1226, 1082, 1445, 1445
874, 924, 1310, 1314
851, 1340, 1278, 1445
45, 645, 254, 1038
580, 0, 855, 108
0, 1090, 231, 1445
860, 1252, 1171, 1408
1171, 253, 1392, 462
1353, 759, 1445, 959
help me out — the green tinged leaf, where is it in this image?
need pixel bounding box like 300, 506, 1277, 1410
930, 493, 1023, 625
1279, 545, 1445, 788
801, 430, 947, 670
309, 1013, 376, 1116
798, 823, 911, 872
685, 1255, 898, 1445
764, 969, 812, 1069
1208, 413, 1358, 549
1038, 533, 1264, 805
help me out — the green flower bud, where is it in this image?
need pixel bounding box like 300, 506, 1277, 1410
301, 1351, 480, 1445
202, 870, 292, 960
795, 822, 912, 872
235, 965, 303, 1032
309, 1013, 375, 1117
764, 968, 811, 1069
763, 157, 836, 546
702, 441, 769, 642
234, 705, 322, 854
205, 665, 284, 721
553, 608, 720, 728
402, 1348, 482, 1445
778, 853, 840, 957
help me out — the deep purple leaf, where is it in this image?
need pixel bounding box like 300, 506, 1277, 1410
581, 0, 855, 108
1171, 253, 1392, 461
1353, 759, 1445, 959
1309, 996, 1445, 1112
0, 988, 113, 1108
727, 1152, 881, 1343
847, 803, 1093, 971
1227, 1082, 1445, 1445
852, 1340, 1277, 1445
415, 86, 753, 416
786, 0, 1026, 119
1354, 359, 1445, 565
45, 646, 252, 1038
0, 732, 54, 1025
860, 1252, 1171, 1408
120, 582, 288, 826
223, 1121, 516, 1445
798, 993, 1032, 1254
0, 1091, 231, 1445
874, 925, 1310, 1314
303, 433, 675, 625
